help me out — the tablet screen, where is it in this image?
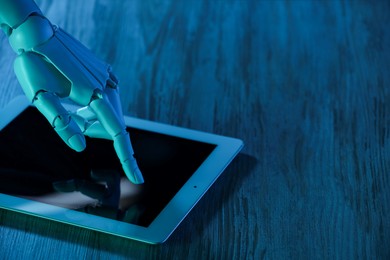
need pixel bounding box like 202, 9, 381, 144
0, 107, 216, 227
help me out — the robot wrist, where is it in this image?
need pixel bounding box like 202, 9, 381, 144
8, 14, 54, 54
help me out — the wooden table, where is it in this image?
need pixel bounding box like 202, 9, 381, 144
1, 0, 389, 258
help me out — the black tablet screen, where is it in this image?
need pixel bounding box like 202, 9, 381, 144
0, 107, 215, 227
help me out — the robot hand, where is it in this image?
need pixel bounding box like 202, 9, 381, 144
0, 0, 144, 184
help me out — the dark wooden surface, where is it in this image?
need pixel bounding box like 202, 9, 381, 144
1, 0, 389, 259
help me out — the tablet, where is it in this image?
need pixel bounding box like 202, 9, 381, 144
0, 96, 243, 244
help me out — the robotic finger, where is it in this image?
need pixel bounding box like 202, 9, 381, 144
13, 51, 86, 152
34, 91, 86, 152
89, 90, 144, 185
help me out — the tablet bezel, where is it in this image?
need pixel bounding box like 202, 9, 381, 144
0, 96, 243, 244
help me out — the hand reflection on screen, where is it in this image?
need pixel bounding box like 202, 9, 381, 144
0, 167, 144, 224
52, 169, 144, 222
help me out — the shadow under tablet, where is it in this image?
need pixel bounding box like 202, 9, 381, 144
0, 107, 215, 227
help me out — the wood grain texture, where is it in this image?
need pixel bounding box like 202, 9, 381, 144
1, 0, 389, 259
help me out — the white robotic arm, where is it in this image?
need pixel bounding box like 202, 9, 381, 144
0, 0, 144, 184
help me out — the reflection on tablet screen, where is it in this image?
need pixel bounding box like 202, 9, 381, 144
0, 107, 216, 227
